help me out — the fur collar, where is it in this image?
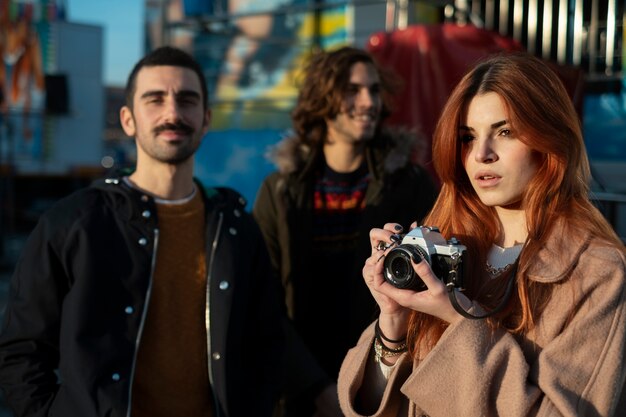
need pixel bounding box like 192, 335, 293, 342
266, 127, 428, 176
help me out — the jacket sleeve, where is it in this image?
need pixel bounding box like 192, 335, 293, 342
339, 247, 626, 417
252, 176, 332, 400
0, 217, 67, 417
252, 177, 282, 275
338, 322, 413, 417
242, 224, 288, 416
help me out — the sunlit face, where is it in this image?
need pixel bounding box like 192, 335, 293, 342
460, 92, 540, 209
325, 61, 382, 145
120, 65, 211, 166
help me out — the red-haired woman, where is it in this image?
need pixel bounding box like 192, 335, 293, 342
338, 52, 626, 417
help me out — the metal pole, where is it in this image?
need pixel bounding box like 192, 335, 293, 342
0, 114, 5, 261
605, 0, 617, 75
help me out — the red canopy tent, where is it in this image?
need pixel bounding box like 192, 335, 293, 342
367, 23, 583, 182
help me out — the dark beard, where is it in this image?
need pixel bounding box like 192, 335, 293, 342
162, 142, 200, 164
151, 121, 199, 164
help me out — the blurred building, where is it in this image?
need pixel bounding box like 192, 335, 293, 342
142, 0, 625, 237
103, 86, 136, 171
1, 0, 624, 248
0, 0, 105, 259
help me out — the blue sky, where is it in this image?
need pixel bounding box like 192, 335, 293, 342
66, 0, 144, 87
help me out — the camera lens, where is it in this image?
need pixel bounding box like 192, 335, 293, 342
383, 245, 427, 291
390, 257, 411, 280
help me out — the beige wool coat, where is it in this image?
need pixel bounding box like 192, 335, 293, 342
338, 222, 626, 417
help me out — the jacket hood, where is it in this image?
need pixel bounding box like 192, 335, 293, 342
267, 126, 428, 176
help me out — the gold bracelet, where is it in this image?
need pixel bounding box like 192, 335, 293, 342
373, 337, 407, 363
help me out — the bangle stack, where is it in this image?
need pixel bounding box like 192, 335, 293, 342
373, 320, 408, 363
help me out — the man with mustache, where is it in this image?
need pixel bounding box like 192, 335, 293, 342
253, 47, 438, 417
0, 46, 285, 417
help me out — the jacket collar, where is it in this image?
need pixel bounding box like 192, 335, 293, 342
269, 127, 423, 180
92, 176, 247, 220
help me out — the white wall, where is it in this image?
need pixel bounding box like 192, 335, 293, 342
33, 21, 104, 173
348, 2, 389, 48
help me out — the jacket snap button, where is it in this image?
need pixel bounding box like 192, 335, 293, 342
233, 209, 241, 218
138, 237, 148, 246
141, 195, 149, 202
238, 197, 246, 206
212, 352, 221, 360
229, 228, 237, 236
124, 306, 134, 314
219, 281, 229, 290
141, 210, 151, 218
111, 373, 121, 381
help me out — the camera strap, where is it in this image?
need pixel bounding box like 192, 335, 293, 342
446, 262, 518, 320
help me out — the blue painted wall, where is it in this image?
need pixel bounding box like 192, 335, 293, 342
194, 129, 283, 210
584, 86, 626, 162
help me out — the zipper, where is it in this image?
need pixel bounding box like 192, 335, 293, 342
126, 228, 159, 417
206, 211, 224, 416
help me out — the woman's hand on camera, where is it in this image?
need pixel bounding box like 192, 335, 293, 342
364, 223, 411, 338
365, 223, 468, 325
365, 223, 408, 315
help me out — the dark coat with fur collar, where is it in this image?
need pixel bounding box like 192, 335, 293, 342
253, 128, 438, 405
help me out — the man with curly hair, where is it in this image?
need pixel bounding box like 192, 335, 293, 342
253, 46, 437, 417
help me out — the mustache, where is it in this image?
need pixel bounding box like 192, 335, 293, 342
153, 121, 194, 136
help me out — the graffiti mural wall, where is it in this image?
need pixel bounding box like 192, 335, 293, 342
0, 0, 66, 167
146, 0, 351, 204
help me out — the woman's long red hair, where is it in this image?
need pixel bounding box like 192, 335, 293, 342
407, 52, 623, 356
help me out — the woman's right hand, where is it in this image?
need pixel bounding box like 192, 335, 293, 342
363, 223, 411, 335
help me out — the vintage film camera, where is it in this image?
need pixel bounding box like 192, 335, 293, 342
383, 226, 466, 292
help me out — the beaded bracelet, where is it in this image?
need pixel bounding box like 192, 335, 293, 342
373, 337, 407, 363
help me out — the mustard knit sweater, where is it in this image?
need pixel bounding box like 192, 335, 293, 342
131, 190, 213, 416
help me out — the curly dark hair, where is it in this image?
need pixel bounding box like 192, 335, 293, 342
291, 46, 399, 147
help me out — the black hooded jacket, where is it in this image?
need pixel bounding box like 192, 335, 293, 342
253, 129, 438, 404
